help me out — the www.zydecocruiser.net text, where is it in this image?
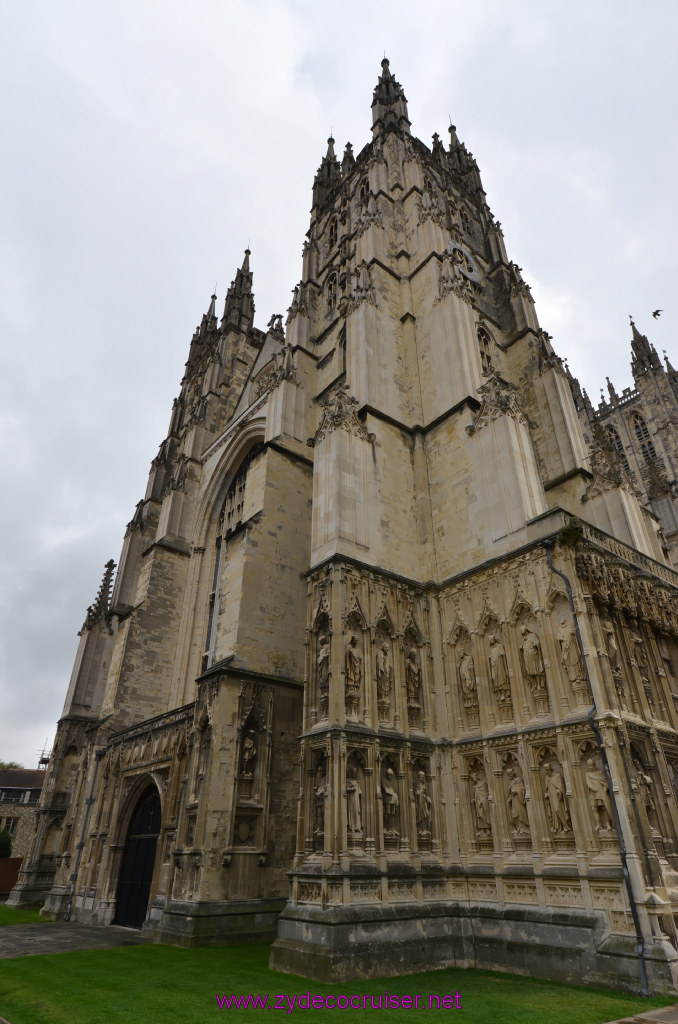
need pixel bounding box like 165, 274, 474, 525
215, 991, 462, 1011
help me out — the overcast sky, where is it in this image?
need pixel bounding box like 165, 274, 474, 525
1, 1, 676, 768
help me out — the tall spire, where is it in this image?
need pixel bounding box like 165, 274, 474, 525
197, 291, 218, 338
221, 249, 255, 331
371, 57, 410, 137
312, 136, 342, 211
630, 317, 661, 374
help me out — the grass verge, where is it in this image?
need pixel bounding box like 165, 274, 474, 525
0, 905, 46, 926
0, 942, 675, 1024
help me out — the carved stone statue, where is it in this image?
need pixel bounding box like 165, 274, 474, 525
382, 768, 399, 834
520, 626, 547, 698
631, 630, 656, 712
346, 768, 362, 835
488, 634, 511, 706
634, 760, 658, 831
457, 648, 478, 710
506, 766, 529, 835
414, 770, 431, 836
585, 758, 614, 831
317, 635, 330, 694
376, 642, 393, 702
405, 646, 421, 707
605, 622, 621, 675
543, 762, 571, 833
558, 618, 586, 689
631, 630, 649, 677
345, 634, 362, 716
240, 730, 256, 777
314, 768, 327, 835
470, 769, 491, 837
604, 622, 627, 709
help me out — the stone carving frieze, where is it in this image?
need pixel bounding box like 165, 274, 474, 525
576, 548, 678, 631
418, 188, 446, 227
582, 443, 640, 504
311, 384, 376, 446
346, 262, 379, 315
355, 195, 383, 237
466, 371, 535, 436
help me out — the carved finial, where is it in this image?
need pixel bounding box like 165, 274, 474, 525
80, 559, 116, 634
371, 57, 410, 137
342, 141, 355, 176
220, 249, 255, 331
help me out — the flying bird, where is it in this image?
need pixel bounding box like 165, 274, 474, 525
653, 309, 663, 319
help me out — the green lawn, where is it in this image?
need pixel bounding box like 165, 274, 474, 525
0, 943, 675, 1024
0, 905, 46, 926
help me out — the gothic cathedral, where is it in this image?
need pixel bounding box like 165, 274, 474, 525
11, 61, 678, 993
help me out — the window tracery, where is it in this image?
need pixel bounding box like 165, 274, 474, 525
605, 425, 630, 472
201, 444, 264, 672
327, 272, 338, 311
477, 326, 493, 374
631, 412, 657, 461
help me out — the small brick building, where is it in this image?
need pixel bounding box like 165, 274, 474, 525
0, 769, 45, 860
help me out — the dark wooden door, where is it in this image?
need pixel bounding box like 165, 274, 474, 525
114, 786, 160, 928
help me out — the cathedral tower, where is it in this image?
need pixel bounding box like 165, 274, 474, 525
11, 61, 678, 994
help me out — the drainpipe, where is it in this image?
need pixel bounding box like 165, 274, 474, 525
64, 748, 104, 922
543, 539, 650, 997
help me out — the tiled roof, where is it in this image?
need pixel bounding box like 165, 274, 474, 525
0, 769, 46, 790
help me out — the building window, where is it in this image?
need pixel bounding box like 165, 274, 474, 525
339, 326, 347, 375
202, 444, 264, 673
327, 273, 338, 311
328, 217, 338, 248
359, 177, 369, 202
631, 412, 657, 461
606, 425, 630, 472
477, 327, 493, 375
0, 817, 18, 835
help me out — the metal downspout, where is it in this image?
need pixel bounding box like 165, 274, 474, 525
64, 748, 104, 921
543, 539, 650, 996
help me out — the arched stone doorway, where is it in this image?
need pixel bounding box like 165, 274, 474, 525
114, 784, 161, 928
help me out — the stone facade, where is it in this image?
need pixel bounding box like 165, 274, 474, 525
10, 60, 678, 993
0, 769, 45, 860
569, 323, 678, 566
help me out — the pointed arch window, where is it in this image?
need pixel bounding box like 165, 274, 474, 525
202, 443, 264, 672
477, 326, 493, 374
631, 412, 657, 461
359, 177, 369, 202
339, 325, 347, 375
328, 218, 338, 248
327, 272, 338, 311
605, 425, 630, 472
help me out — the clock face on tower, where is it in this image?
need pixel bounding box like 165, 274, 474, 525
447, 240, 481, 284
